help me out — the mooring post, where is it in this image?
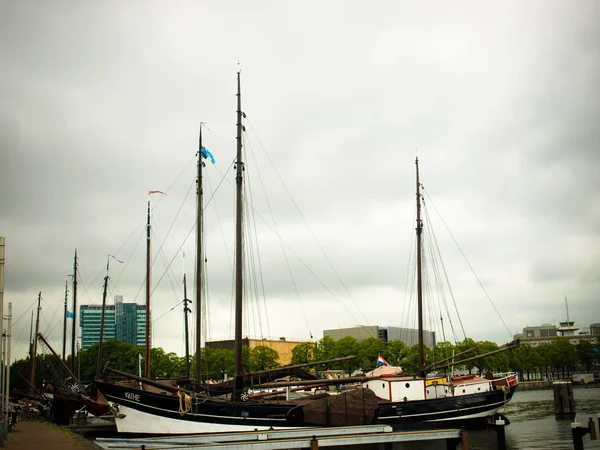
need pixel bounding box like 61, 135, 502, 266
554, 381, 575, 418
589, 417, 597, 440
446, 435, 462, 450
571, 422, 591, 450
495, 418, 506, 449
460, 428, 469, 450
310, 435, 319, 450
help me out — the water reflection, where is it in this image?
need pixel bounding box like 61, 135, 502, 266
369, 387, 600, 449
503, 387, 600, 450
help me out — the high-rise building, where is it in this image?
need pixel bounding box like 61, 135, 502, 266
80, 296, 146, 350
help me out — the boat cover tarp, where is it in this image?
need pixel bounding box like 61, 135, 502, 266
365, 365, 403, 377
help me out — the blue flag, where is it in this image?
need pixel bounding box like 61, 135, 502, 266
201, 146, 215, 164
66, 311, 74, 319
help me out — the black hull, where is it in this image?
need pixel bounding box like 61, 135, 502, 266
377, 385, 518, 425
95, 380, 304, 432
96, 380, 517, 433
51, 391, 85, 425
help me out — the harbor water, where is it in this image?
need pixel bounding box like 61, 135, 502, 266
502, 386, 600, 450
388, 386, 600, 449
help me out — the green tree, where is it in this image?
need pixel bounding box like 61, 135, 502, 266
315, 336, 336, 368
291, 342, 316, 365
80, 340, 145, 380
454, 338, 479, 374
472, 341, 500, 374
332, 337, 360, 373
202, 347, 235, 380
385, 340, 407, 366
550, 338, 578, 378
401, 344, 428, 375
429, 341, 454, 374
9, 355, 56, 392
357, 337, 386, 369
536, 343, 553, 379
150, 348, 185, 378
576, 340, 596, 372
248, 345, 280, 372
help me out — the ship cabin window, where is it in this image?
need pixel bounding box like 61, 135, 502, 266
405, 383, 410, 388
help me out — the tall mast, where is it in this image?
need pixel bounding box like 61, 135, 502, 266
71, 249, 78, 372
62, 279, 68, 362
97, 259, 110, 378
233, 71, 244, 385
145, 200, 151, 377
29, 291, 41, 392
415, 158, 425, 376
564, 296, 570, 325
183, 272, 191, 381
194, 125, 204, 389
29, 311, 33, 359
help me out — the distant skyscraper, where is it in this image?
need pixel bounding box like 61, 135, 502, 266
80, 296, 146, 350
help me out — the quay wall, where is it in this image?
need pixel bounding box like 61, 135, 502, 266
518, 380, 600, 390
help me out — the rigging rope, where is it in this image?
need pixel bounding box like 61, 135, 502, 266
245, 118, 375, 339
422, 188, 513, 338
177, 390, 193, 415
422, 199, 464, 341
245, 132, 309, 338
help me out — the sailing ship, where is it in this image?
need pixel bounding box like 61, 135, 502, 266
94, 72, 375, 433
95, 76, 518, 434
355, 158, 519, 426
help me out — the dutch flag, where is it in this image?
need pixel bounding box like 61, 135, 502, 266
377, 354, 389, 366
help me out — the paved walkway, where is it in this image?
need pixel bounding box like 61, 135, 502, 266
3, 420, 101, 449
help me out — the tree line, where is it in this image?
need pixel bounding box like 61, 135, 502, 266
10, 336, 598, 391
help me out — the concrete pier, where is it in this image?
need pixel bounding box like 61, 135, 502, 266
96, 425, 465, 449
5, 419, 101, 449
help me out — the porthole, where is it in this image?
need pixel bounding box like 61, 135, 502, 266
477, 387, 480, 391
462, 389, 466, 393
382, 383, 385, 389
405, 383, 410, 388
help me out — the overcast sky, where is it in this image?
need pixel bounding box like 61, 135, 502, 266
1, 1, 599, 364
